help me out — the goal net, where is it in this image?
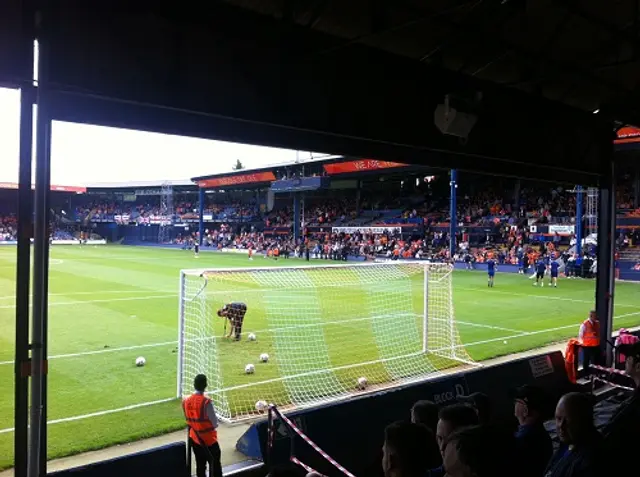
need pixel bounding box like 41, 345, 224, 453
177, 262, 471, 421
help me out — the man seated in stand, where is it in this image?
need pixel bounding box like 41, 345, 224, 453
513, 385, 553, 477
544, 392, 603, 477
427, 404, 479, 477
382, 421, 435, 477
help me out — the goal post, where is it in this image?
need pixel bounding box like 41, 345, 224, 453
177, 261, 471, 421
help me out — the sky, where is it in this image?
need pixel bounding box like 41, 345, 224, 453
0, 87, 327, 187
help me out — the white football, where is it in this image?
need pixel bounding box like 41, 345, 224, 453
248, 333, 257, 341
255, 400, 268, 412
245, 363, 255, 374
357, 376, 368, 390
260, 353, 269, 363
135, 356, 146, 367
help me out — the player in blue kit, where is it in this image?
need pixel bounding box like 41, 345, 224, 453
548, 259, 560, 288
486, 257, 496, 287
533, 258, 546, 287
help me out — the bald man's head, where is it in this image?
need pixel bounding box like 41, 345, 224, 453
555, 392, 595, 445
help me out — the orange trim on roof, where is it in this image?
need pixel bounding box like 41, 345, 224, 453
197, 171, 276, 188
323, 160, 407, 175
0, 182, 86, 193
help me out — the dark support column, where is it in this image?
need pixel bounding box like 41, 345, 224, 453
634, 166, 639, 209
198, 188, 205, 246
575, 185, 583, 257
355, 182, 361, 217
293, 193, 301, 241
595, 151, 615, 367
449, 170, 457, 257
14, 74, 35, 477
29, 31, 53, 477
513, 179, 521, 209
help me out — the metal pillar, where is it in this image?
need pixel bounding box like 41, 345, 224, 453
293, 193, 301, 241
586, 187, 599, 238
513, 179, 521, 209
575, 185, 583, 257
595, 149, 615, 367
29, 51, 53, 477
449, 169, 457, 257
14, 71, 35, 477
198, 188, 205, 246
634, 166, 639, 209
157, 182, 174, 244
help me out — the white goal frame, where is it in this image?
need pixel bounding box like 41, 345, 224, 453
176, 261, 472, 421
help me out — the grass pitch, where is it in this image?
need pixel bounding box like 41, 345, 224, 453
1, 245, 640, 469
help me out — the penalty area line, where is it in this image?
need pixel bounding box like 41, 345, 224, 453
0, 340, 177, 365
0, 294, 178, 309
0, 398, 176, 435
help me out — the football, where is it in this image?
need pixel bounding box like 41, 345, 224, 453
255, 400, 268, 412
248, 333, 257, 341
260, 353, 269, 363
356, 376, 368, 390
245, 363, 255, 374
135, 356, 146, 367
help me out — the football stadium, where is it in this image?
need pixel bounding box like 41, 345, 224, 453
3, 3, 640, 477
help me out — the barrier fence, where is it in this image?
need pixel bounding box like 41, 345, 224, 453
268, 405, 355, 477
588, 364, 636, 392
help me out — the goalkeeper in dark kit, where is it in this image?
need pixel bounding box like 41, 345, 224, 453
217, 303, 247, 341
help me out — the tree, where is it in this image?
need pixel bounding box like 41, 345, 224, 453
232, 159, 245, 171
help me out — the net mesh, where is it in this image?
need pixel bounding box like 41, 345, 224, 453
178, 262, 470, 421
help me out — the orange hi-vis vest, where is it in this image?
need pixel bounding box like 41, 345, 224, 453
581, 319, 600, 347
183, 394, 218, 446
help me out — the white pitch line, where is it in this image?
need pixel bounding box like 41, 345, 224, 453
612, 310, 640, 320
0, 397, 175, 435
0, 340, 178, 365
457, 286, 640, 309
448, 319, 521, 333
0, 290, 176, 301
0, 294, 177, 309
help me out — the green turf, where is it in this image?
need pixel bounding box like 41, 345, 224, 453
1, 245, 640, 469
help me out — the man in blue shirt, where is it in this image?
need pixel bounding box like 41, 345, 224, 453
533, 258, 546, 287
549, 259, 560, 288
486, 257, 496, 288
513, 385, 553, 477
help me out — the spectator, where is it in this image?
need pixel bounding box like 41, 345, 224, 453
410, 400, 439, 434
457, 392, 492, 425
382, 421, 434, 477
544, 392, 603, 477
602, 340, 640, 475
409, 400, 442, 468
427, 404, 479, 477
513, 385, 553, 477
442, 425, 512, 477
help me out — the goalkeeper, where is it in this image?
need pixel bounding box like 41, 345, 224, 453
217, 302, 247, 341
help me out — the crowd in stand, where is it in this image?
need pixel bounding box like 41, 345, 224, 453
0, 214, 17, 241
